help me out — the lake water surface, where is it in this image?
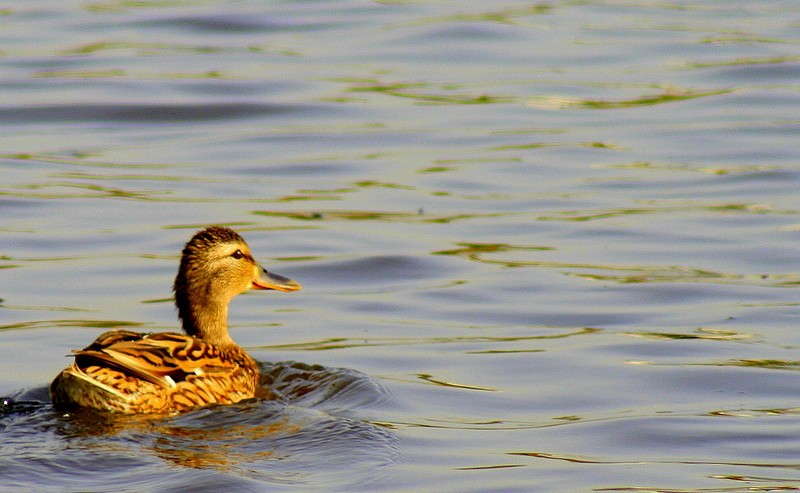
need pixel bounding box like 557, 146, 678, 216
1, 1, 800, 492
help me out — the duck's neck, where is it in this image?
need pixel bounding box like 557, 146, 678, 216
176, 290, 236, 347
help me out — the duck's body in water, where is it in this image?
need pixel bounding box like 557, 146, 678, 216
50, 226, 301, 414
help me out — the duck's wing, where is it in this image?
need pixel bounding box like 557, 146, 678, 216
73, 331, 241, 389
51, 330, 258, 413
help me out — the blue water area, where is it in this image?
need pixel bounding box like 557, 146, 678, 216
1, 1, 799, 492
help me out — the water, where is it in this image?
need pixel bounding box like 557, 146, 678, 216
1, 1, 799, 491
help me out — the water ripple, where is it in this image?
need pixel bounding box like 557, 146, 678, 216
0, 360, 396, 492
0, 102, 306, 123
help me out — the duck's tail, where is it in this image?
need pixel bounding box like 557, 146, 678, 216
49, 363, 132, 411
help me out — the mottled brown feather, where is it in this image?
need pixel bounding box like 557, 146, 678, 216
49, 226, 300, 414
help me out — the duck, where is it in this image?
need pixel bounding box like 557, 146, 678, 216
49, 226, 301, 414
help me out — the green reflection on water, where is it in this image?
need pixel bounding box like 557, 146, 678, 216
455, 464, 527, 471
726, 359, 800, 371
601, 161, 781, 175
433, 157, 524, 164
60, 41, 233, 56
418, 166, 455, 173
434, 242, 555, 258
405, 4, 552, 26
538, 202, 792, 222
36, 68, 235, 79
354, 180, 415, 190
2, 152, 169, 169
341, 78, 514, 105
257, 327, 600, 351
51, 171, 207, 182
700, 35, 794, 45
435, 241, 800, 287
34, 69, 126, 79
141, 297, 173, 304
684, 55, 800, 69
416, 373, 498, 392
274, 195, 342, 202
527, 88, 733, 109
253, 210, 504, 224
509, 451, 602, 464
84, 1, 193, 13
491, 141, 624, 151
1, 303, 91, 313
627, 328, 752, 342
507, 448, 800, 473
0, 253, 19, 269
566, 269, 800, 286
0, 319, 144, 331
2, 182, 168, 200
467, 349, 545, 355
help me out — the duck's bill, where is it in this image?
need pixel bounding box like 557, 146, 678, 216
252, 267, 302, 292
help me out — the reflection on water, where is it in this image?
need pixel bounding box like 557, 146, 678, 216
254, 209, 505, 223
435, 240, 800, 286
1, 361, 396, 491
527, 87, 734, 110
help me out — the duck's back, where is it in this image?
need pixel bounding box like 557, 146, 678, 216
50, 330, 259, 414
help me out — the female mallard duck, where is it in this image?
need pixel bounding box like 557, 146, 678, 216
50, 226, 301, 414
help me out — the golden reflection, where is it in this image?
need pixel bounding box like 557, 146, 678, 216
56, 404, 302, 470
151, 418, 301, 469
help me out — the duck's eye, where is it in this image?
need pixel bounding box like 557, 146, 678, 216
231, 249, 245, 260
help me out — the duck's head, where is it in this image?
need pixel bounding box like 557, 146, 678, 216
173, 226, 301, 344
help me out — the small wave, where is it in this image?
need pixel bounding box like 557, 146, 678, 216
0, 102, 306, 123
0, 362, 396, 492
